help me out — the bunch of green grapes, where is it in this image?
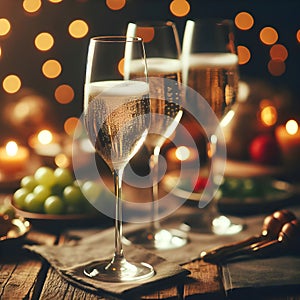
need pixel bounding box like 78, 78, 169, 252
13, 166, 102, 215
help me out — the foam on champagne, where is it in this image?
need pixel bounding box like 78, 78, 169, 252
86, 80, 149, 98
184, 53, 238, 68
129, 58, 181, 75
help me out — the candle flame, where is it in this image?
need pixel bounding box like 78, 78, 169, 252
286, 119, 299, 135
6, 141, 18, 156
261, 105, 277, 126
38, 130, 53, 144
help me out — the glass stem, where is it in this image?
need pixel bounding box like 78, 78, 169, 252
113, 168, 124, 259
150, 146, 161, 232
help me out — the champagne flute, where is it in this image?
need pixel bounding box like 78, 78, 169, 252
125, 21, 188, 249
182, 18, 243, 235
83, 36, 154, 281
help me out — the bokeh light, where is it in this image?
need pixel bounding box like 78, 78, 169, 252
235, 12, 254, 30
6, 141, 18, 156
237, 45, 251, 65
0, 18, 11, 36
23, 0, 42, 13
270, 44, 288, 61
106, 0, 126, 10
55, 153, 70, 169
35, 32, 54, 51
170, 0, 190, 17
136, 27, 155, 43
175, 146, 190, 161
260, 105, 277, 126
42, 59, 62, 79
296, 29, 300, 43
260, 27, 278, 45
54, 84, 75, 104
2, 75, 22, 94
268, 59, 286, 76
286, 119, 299, 135
48, 0, 63, 3
64, 117, 79, 136
0, 46, 2, 58
68, 19, 89, 39
118, 58, 124, 76
38, 129, 53, 144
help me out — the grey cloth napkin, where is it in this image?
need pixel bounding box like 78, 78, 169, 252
25, 227, 190, 297
222, 256, 300, 297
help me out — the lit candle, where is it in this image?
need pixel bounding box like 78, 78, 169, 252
29, 129, 62, 157
0, 141, 29, 173
275, 119, 300, 167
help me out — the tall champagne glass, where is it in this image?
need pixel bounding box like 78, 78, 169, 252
182, 19, 243, 235
126, 21, 188, 249
83, 36, 154, 281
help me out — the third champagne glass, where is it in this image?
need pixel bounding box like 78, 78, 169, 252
182, 18, 243, 235
126, 21, 188, 249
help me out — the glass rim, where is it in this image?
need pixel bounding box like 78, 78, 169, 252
187, 18, 234, 26
129, 20, 176, 28
90, 36, 143, 43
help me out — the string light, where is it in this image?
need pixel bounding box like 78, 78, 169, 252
235, 12, 254, 30
34, 32, 54, 51
136, 27, 155, 43
169, 0, 190, 17
260, 27, 278, 45
68, 19, 89, 38
269, 44, 288, 61
42, 59, 62, 79
2, 75, 22, 94
64, 117, 80, 136
54, 84, 75, 104
23, 0, 42, 13
268, 59, 286, 76
106, 0, 126, 10
0, 18, 11, 36
237, 45, 251, 65
296, 29, 300, 43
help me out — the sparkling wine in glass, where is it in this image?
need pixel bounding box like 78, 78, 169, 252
182, 19, 243, 235
125, 21, 188, 249
83, 36, 154, 282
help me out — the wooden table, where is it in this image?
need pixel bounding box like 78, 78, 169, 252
1, 196, 300, 299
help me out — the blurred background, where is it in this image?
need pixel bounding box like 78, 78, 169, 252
0, 0, 299, 167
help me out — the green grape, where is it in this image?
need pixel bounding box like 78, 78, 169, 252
13, 188, 30, 209
44, 196, 65, 214
24, 192, 45, 213
54, 168, 73, 187
33, 185, 52, 201
34, 166, 57, 187
81, 181, 102, 202
63, 185, 85, 206
20, 175, 37, 192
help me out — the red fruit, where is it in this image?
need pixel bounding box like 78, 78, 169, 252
249, 134, 281, 164
193, 176, 208, 192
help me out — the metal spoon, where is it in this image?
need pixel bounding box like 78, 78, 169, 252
201, 210, 296, 262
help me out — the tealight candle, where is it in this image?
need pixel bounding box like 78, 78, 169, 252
0, 141, 29, 173
275, 119, 300, 167
28, 129, 62, 157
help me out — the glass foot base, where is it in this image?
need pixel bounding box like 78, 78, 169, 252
84, 257, 155, 282
211, 215, 243, 235
183, 214, 244, 235
126, 228, 188, 250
